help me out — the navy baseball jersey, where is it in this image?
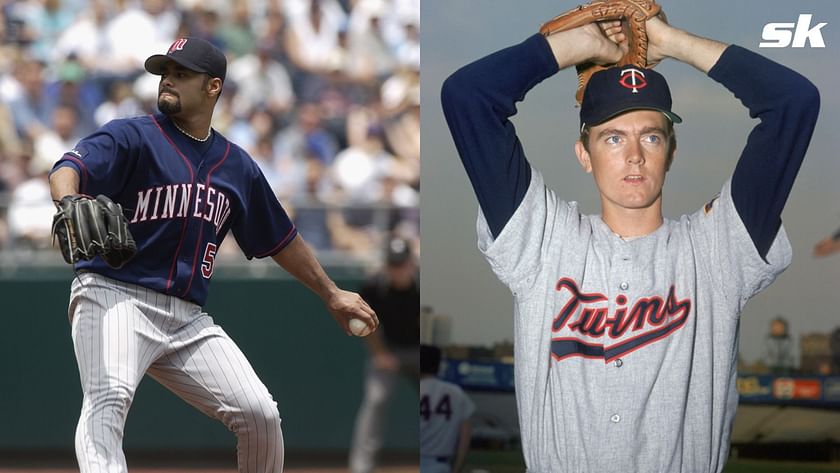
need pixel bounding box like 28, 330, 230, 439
442, 36, 819, 473
52, 114, 297, 306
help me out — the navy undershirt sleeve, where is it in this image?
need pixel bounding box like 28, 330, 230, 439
441, 34, 559, 239
708, 45, 820, 258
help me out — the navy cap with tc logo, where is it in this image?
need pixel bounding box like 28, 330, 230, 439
144, 37, 227, 83
579, 66, 682, 131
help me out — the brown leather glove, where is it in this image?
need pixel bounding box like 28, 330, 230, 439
539, 0, 665, 105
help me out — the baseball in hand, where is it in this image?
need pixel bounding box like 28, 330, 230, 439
349, 318, 373, 337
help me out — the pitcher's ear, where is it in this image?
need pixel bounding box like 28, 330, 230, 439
575, 140, 592, 174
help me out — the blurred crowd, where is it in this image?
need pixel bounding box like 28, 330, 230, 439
0, 0, 420, 265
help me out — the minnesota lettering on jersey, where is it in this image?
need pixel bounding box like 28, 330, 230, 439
130, 183, 231, 233
550, 277, 691, 363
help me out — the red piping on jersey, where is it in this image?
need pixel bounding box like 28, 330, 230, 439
254, 226, 298, 258
150, 115, 197, 293
150, 115, 196, 180
181, 141, 231, 298
61, 154, 89, 193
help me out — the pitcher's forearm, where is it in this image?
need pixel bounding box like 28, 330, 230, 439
648, 19, 727, 73
49, 167, 81, 201
271, 235, 339, 302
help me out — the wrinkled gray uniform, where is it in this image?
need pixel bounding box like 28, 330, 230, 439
478, 171, 790, 473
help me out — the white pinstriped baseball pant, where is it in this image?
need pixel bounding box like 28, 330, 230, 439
68, 272, 283, 472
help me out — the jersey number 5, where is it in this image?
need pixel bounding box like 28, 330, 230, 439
201, 243, 218, 278
420, 394, 452, 421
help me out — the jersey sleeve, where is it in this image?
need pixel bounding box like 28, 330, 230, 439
709, 46, 820, 259
456, 386, 476, 422
689, 179, 791, 312
231, 157, 298, 259
441, 34, 560, 239
50, 119, 142, 197
478, 167, 582, 291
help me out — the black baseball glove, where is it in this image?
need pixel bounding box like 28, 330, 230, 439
51, 194, 137, 269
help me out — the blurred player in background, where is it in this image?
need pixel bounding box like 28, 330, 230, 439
419, 344, 474, 473
349, 236, 420, 473
814, 227, 840, 257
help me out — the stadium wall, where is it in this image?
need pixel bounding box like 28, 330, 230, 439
0, 271, 418, 451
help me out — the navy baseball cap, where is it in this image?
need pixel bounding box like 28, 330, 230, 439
580, 66, 681, 132
144, 37, 226, 83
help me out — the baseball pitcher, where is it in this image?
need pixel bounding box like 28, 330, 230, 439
49, 37, 378, 473
441, 2, 819, 472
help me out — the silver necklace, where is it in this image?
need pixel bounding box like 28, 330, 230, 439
172, 119, 211, 142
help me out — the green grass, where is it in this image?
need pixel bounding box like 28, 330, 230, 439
463, 450, 523, 473
463, 450, 840, 472
723, 460, 840, 473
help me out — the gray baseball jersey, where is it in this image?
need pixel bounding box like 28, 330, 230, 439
477, 169, 790, 473
420, 377, 475, 460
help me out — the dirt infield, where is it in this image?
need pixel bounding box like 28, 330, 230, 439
0, 451, 418, 473
0, 468, 419, 473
